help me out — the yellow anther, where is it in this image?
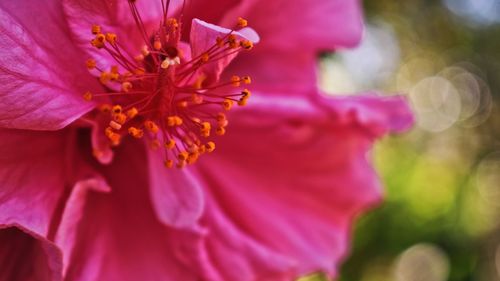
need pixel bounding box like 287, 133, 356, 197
126, 107, 138, 119
134, 54, 145, 62
99, 104, 112, 113
216, 112, 226, 122
91, 25, 101, 35
228, 34, 238, 48
105, 127, 114, 137
193, 74, 206, 89
201, 129, 210, 138
164, 159, 174, 168
167, 116, 176, 126
91, 33, 106, 49
241, 89, 251, 97
166, 18, 179, 28
109, 134, 121, 146
216, 37, 224, 47
134, 68, 145, 75
242, 76, 252, 84
167, 116, 183, 126
122, 82, 133, 92
240, 40, 253, 50
86, 59, 96, 70
178, 151, 189, 161
222, 99, 234, 111
153, 40, 162, 50
83, 91, 93, 101
144, 120, 159, 133
231, 75, 241, 87
174, 116, 183, 126
109, 65, 120, 80
113, 113, 127, 124
110, 65, 119, 74
238, 89, 251, 106
105, 33, 117, 44
188, 144, 200, 154
237, 17, 248, 28
198, 144, 206, 154
128, 127, 144, 138
165, 139, 176, 149
206, 141, 216, 153
201, 122, 211, 131
141, 45, 150, 56
151, 139, 161, 150
216, 126, 226, 136
238, 98, 248, 106
99, 71, 110, 84
105, 129, 121, 146
177, 100, 188, 108
191, 94, 203, 104
112, 105, 122, 114
186, 152, 199, 164
201, 53, 209, 63
218, 119, 228, 127
160, 59, 170, 69
216, 113, 228, 127
109, 120, 122, 130
160, 57, 180, 69
110, 72, 119, 81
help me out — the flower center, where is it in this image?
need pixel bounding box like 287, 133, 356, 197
83, 1, 253, 168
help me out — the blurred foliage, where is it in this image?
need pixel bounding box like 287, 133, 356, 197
321, 0, 500, 280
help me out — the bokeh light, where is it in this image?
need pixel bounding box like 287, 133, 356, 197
394, 244, 450, 281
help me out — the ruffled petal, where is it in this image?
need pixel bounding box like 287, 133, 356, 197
190, 18, 259, 85
200, 196, 297, 281
55, 140, 218, 281
181, 0, 361, 51
313, 93, 415, 137
0, 1, 97, 130
220, 0, 364, 51
195, 91, 413, 278
0, 129, 71, 236
0, 225, 62, 281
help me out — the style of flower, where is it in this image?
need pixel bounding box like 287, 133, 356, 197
0, 0, 413, 281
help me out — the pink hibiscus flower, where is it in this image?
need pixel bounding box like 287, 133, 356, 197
0, 0, 413, 280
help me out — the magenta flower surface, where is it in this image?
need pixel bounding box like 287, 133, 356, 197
0, 1, 413, 280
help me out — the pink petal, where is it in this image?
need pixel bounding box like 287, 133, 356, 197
0, 2, 97, 130
63, 0, 167, 68
221, 0, 364, 51
221, 0, 364, 93
224, 50, 318, 93
0, 225, 62, 281
200, 196, 297, 281
195, 92, 413, 278
55, 140, 218, 281
54, 177, 111, 277
190, 18, 259, 85
180, 0, 241, 38
313, 93, 415, 137
147, 144, 204, 228
0, 129, 71, 236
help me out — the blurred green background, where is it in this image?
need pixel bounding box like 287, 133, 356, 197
314, 0, 500, 280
